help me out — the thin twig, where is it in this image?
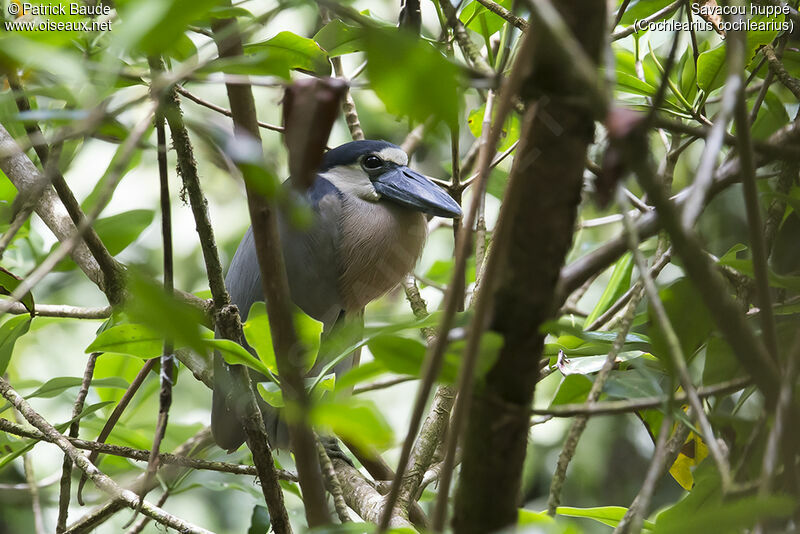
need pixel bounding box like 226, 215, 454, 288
547, 283, 646, 514
759, 331, 800, 494
4, 303, 112, 319
175, 85, 284, 132
316, 438, 351, 523
585, 249, 671, 332
331, 60, 364, 141
378, 9, 529, 528
762, 43, 800, 100
56, 353, 99, 533
680, 29, 743, 229
140, 58, 177, 514
353, 376, 416, 394
531, 377, 751, 418
6, 71, 125, 303
15, 408, 46, 534
613, 414, 680, 534
611, 1, 682, 41
731, 18, 779, 363
430, 19, 540, 531
474, 0, 528, 31
63, 428, 214, 534
212, 7, 326, 529
619, 187, 732, 489
77, 359, 157, 504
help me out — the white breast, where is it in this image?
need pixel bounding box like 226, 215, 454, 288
337, 196, 427, 311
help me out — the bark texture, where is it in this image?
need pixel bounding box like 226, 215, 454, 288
452, 3, 606, 533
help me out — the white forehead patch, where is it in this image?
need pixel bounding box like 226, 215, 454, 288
377, 147, 408, 166
319, 165, 380, 202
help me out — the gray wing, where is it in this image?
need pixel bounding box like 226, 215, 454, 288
212, 178, 347, 451
226, 178, 344, 327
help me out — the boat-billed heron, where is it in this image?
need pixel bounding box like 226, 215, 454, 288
212, 140, 462, 452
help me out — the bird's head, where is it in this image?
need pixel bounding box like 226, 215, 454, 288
318, 140, 462, 218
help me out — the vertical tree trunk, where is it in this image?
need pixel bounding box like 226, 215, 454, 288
453, 3, 606, 533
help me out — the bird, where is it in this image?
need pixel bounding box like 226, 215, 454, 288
212, 139, 462, 452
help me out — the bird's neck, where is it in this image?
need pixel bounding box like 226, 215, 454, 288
336, 196, 427, 311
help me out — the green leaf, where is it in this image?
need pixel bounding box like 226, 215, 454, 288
125, 273, 209, 354
584, 253, 633, 327
697, 14, 785, 92
618, 0, 677, 26
96, 209, 154, 255
365, 27, 460, 128
334, 360, 389, 393
459, 0, 512, 36
655, 463, 794, 533
207, 338, 273, 378
0, 401, 113, 469
248, 505, 270, 534
0, 267, 35, 315
647, 278, 713, 363
85, 323, 163, 358
311, 398, 393, 450
603, 367, 665, 400
542, 321, 651, 356
655, 495, 794, 534
367, 335, 426, 377
615, 71, 657, 97
557, 506, 655, 531
751, 88, 789, 141
257, 381, 283, 407
550, 374, 592, 406
0, 315, 33, 375
210, 31, 331, 79
718, 246, 800, 291
116, 0, 222, 57
702, 337, 742, 385
295, 309, 323, 372
0, 375, 129, 414
243, 302, 277, 373
467, 104, 520, 151
314, 20, 365, 57
27, 376, 129, 399
518, 508, 555, 526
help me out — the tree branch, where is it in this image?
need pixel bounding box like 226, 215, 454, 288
211, 8, 329, 528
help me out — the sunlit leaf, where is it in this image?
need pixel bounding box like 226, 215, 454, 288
257, 381, 283, 407
459, 0, 512, 36
697, 14, 786, 92
584, 253, 633, 328
243, 302, 276, 373
207, 31, 330, 79
85, 323, 163, 358
669, 430, 709, 490
125, 273, 209, 354
314, 20, 365, 57
115, 0, 222, 56
364, 27, 460, 127
208, 338, 272, 378
647, 278, 713, 363
557, 505, 654, 531
311, 398, 393, 450
467, 104, 520, 151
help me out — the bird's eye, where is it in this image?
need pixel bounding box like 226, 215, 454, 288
361, 155, 384, 171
